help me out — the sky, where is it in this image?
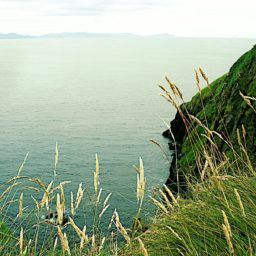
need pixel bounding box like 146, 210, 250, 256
0, 0, 255, 37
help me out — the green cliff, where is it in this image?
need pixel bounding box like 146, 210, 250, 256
119, 44, 256, 256
163, 45, 256, 192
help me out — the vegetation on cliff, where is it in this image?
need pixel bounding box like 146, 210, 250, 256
163, 45, 256, 193
120, 45, 256, 255
0, 45, 255, 255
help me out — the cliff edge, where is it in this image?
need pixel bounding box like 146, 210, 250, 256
163, 45, 256, 193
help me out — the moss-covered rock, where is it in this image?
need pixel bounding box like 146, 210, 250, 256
164, 45, 256, 192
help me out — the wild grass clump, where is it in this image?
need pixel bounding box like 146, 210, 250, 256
0, 151, 148, 255
121, 175, 256, 255
1, 46, 255, 255
119, 64, 256, 255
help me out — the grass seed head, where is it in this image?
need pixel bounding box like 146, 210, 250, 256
75, 182, 84, 210
19, 192, 23, 221
150, 196, 168, 213
234, 189, 246, 217
94, 153, 100, 194
19, 227, 23, 256
113, 210, 131, 244
163, 184, 178, 205
56, 193, 64, 225
57, 226, 71, 255
222, 224, 234, 254
40, 181, 53, 210
138, 238, 149, 256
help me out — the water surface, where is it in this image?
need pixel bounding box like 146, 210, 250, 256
0, 37, 254, 225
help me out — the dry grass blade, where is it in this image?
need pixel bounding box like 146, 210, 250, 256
0, 182, 21, 201
99, 204, 110, 219
60, 184, 65, 213
222, 224, 234, 254
0, 176, 29, 189
222, 211, 232, 237
53, 237, 58, 251
40, 181, 53, 210
236, 128, 254, 172
22, 186, 40, 193
56, 193, 63, 225
108, 211, 115, 229
166, 226, 182, 241
201, 133, 218, 149
91, 234, 96, 253
103, 192, 112, 207
163, 184, 178, 205
96, 187, 102, 204
240, 91, 256, 113
165, 76, 183, 99
137, 158, 146, 202
113, 210, 131, 244
174, 85, 183, 100
28, 178, 46, 189
17, 152, 29, 177
234, 189, 246, 217
194, 69, 201, 92
158, 82, 180, 109
158, 84, 169, 95
160, 93, 175, 105
57, 226, 71, 255
237, 128, 242, 145
137, 238, 149, 256
69, 217, 89, 243
19, 193, 23, 222
189, 114, 212, 136
80, 226, 87, 251
199, 67, 209, 86
75, 182, 84, 210
201, 160, 209, 181
203, 150, 215, 175
94, 153, 100, 194
150, 139, 171, 163
159, 189, 173, 210
150, 196, 168, 214
242, 124, 246, 141
99, 237, 106, 252
71, 191, 74, 216
133, 165, 139, 174
31, 195, 40, 213
53, 181, 72, 192
20, 227, 23, 256
54, 142, 59, 177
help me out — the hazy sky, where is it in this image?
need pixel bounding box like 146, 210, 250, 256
0, 0, 255, 37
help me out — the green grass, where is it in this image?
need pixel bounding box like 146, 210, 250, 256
0, 45, 255, 256
120, 174, 256, 255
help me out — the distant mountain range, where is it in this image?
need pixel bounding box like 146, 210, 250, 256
0, 32, 176, 39
0, 33, 33, 39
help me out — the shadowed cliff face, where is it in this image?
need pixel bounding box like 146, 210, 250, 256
163, 45, 256, 193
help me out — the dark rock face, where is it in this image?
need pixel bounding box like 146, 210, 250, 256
164, 45, 256, 193
162, 108, 188, 193
163, 107, 187, 145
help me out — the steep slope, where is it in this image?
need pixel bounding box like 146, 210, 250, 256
163, 45, 256, 192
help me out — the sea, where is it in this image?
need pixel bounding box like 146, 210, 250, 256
0, 37, 254, 229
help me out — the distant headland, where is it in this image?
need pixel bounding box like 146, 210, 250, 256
0, 32, 176, 39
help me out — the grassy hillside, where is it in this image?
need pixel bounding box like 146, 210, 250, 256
118, 45, 256, 255
163, 45, 256, 193
120, 174, 256, 255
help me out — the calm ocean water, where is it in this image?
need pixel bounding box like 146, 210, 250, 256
0, 37, 255, 226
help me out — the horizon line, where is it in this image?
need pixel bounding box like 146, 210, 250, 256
0, 32, 255, 39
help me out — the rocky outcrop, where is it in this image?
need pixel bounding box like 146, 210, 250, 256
164, 45, 256, 193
